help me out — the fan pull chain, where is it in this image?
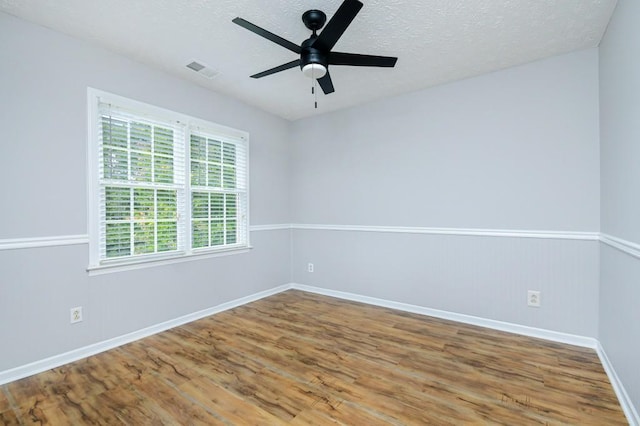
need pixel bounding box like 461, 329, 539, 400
311, 67, 318, 109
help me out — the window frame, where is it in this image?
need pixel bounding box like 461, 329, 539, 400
87, 88, 250, 274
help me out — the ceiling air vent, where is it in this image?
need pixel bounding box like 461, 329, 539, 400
186, 61, 219, 79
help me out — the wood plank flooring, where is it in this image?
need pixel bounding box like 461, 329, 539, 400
0, 290, 627, 424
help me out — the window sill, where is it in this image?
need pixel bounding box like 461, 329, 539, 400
87, 245, 253, 276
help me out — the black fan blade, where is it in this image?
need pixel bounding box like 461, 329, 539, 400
232, 17, 301, 54
329, 52, 397, 67
317, 72, 335, 94
250, 60, 301, 78
312, 0, 363, 52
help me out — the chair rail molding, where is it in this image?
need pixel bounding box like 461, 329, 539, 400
1, 225, 608, 251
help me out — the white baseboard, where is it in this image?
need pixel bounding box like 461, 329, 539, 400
0, 284, 291, 386
1, 282, 636, 425
290, 284, 598, 348
596, 342, 640, 426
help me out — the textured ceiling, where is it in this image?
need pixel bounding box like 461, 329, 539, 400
0, 0, 617, 121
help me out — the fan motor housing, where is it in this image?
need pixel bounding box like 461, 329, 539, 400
300, 38, 328, 72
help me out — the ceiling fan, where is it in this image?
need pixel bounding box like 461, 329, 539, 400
232, 0, 398, 95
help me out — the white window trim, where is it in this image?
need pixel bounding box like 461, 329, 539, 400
87, 88, 251, 274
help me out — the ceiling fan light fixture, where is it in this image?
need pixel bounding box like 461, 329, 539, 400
302, 63, 327, 79
233, 0, 397, 96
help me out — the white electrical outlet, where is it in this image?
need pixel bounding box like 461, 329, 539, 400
527, 291, 541, 307
308, 263, 314, 273
70, 306, 83, 324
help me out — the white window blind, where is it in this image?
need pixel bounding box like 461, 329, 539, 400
189, 131, 248, 250
99, 102, 187, 261
88, 89, 249, 271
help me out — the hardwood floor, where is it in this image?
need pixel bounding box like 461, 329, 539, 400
0, 290, 627, 425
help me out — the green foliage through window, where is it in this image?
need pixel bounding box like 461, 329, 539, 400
105, 187, 178, 258
190, 191, 239, 248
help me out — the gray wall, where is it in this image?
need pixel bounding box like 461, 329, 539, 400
290, 49, 600, 231
599, 0, 640, 410
291, 49, 601, 337
0, 12, 290, 371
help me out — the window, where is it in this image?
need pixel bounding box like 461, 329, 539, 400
190, 133, 246, 249
88, 89, 249, 272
